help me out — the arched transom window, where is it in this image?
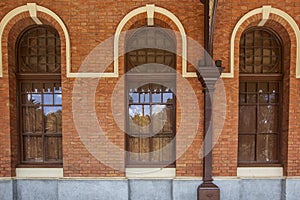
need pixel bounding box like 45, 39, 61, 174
17, 26, 62, 165
125, 26, 176, 167
238, 27, 282, 165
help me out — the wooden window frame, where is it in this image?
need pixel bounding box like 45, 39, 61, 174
125, 26, 177, 168
125, 74, 176, 168
16, 25, 62, 167
238, 27, 283, 167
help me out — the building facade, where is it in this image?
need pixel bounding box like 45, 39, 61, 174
0, 0, 300, 199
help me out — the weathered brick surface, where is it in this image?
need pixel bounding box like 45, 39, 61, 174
0, 0, 300, 177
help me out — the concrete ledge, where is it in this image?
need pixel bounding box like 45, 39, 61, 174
58, 180, 128, 200
129, 179, 172, 200
285, 179, 300, 200
0, 178, 299, 200
16, 179, 58, 200
240, 179, 282, 200
0, 180, 13, 200
173, 180, 199, 200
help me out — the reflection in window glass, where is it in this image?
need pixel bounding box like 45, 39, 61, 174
20, 82, 62, 163
127, 83, 175, 166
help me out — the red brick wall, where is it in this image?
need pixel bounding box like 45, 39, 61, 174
213, 0, 300, 176
0, 0, 205, 177
1, 0, 300, 178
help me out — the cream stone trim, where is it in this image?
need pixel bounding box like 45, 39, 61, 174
237, 167, 283, 178
174, 176, 202, 180
16, 168, 63, 178
146, 4, 155, 26
114, 4, 187, 78
27, 3, 42, 25
125, 168, 175, 178
0, 3, 70, 78
258, 6, 271, 26
229, 6, 300, 78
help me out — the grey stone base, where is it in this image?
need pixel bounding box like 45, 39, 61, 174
1, 178, 300, 200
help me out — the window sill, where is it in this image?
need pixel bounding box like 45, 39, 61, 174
16, 163, 63, 168
126, 168, 175, 178
237, 167, 283, 178
16, 168, 63, 178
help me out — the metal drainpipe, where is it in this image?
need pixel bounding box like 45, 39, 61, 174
197, 0, 221, 199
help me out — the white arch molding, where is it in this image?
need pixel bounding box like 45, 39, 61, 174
0, 3, 70, 78
114, 4, 189, 77
227, 5, 300, 78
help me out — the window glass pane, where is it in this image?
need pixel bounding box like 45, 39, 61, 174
33, 83, 43, 93
247, 94, 257, 103
54, 84, 62, 93
239, 80, 280, 164
258, 106, 278, 133
129, 105, 150, 135
239, 106, 256, 133
140, 138, 150, 161
45, 106, 62, 133
161, 106, 172, 133
128, 137, 139, 161
258, 82, 268, 93
269, 82, 279, 93
139, 92, 150, 103
239, 29, 281, 74
129, 91, 139, 103
44, 94, 53, 104
269, 93, 279, 103
257, 134, 278, 162
22, 94, 32, 104
152, 138, 162, 162
22, 106, 43, 133
126, 80, 175, 165
152, 93, 161, 103
163, 93, 173, 103
45, 136, 62, 161
152, 137, 173, 162
239, 94, 246, 104
31, 94, 42, 104
126, 27, 176, 72
54, 94, 62, 105
18, 26, 61, 73
152, 105, 167, 134
259, 93, 269, 103
238, 135, 255, 162
162, 137, 173, 161
23, 136, 43, 161
44, 83, 53, 93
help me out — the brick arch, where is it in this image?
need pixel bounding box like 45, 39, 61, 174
114, 4, 187, 77
3, 12, 66, 176
235, 17, 292, 75
5, 16, 66, 71
227, 6, 299, 78
0, 3, 70, 78
118, 13, 182, 76
236, 15, 293, 177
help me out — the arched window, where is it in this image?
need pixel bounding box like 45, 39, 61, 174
17, 26, 62, 165
238, 28, 282, 165
125, 26, 176, 167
